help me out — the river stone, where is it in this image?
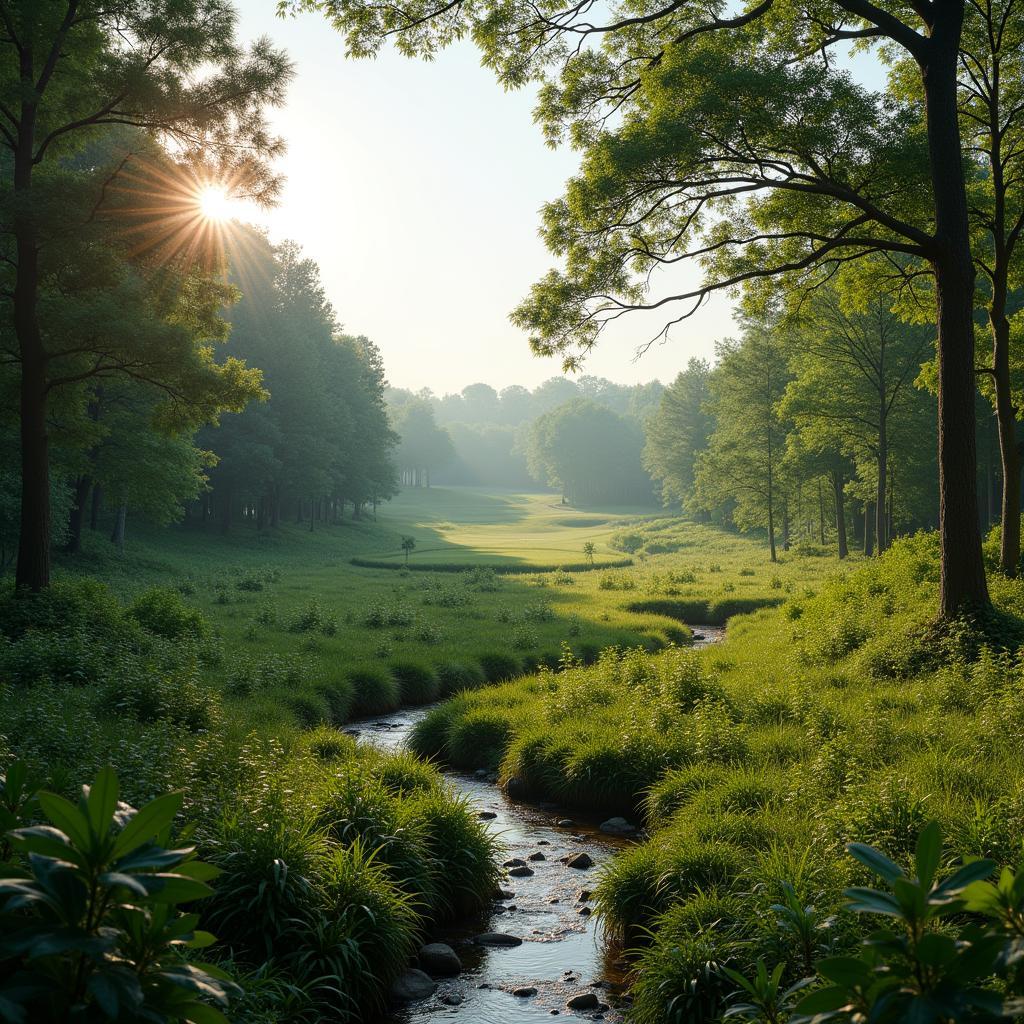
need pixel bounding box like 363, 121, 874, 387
528, 851, 546, 861
577, 889, 592, 902
479, 810, 497, 820
474, 932, 523, 947
506, 776, 529, 799
391, 969, 437, 1002
495, 888, 515, 899
566, 852, 594, 870
578, 906, 592, 916
599, 816, 637, 836
513, 986, 538, 997
509, 865, 534, 877
503, 858, 527, 868
442, 993, 463, 1006
566, 992, 600, 1011
556, 818, 574, 827
419, 943, 461, 976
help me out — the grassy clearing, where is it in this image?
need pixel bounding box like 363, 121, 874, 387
408, 532, 1024, 1021
44, 487, 827, 733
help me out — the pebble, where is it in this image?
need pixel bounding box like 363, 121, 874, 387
513, 986, 538, 997
566, 852, 594, 870
442, 993, 463, 1006
537, 839, 551, 845
557, 818, 574, 827
577, 889, 592, 902
509, 865, 534, 877
496, 888, 515, 899
566, 992, 600, 1011
528, 851, 546, 861
479, 810, 497, 820
503, 858, 527, 868
578, 906, 592, 916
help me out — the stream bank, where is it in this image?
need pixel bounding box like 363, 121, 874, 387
350, 625, 726, 1023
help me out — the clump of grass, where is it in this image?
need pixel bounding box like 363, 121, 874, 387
347, 667, 400, 716
435, 661, 484, 696
478, 652, 521, 682
391, 661, 439, 705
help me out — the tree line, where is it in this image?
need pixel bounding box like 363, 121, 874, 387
0, 1, 396, 584
299, 0, 1024, 619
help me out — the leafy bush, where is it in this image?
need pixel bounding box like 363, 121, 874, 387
97, 666, 220, 731
288, 599, 337, 636
128, 587, 209, 641
0, 764, 237, 1023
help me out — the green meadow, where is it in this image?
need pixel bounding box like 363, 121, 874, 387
46, 487, 817, 733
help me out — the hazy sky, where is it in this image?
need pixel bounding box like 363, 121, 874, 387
232, 1, 737, 395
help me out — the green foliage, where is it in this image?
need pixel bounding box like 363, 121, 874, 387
346, 667, 400, 715
390, 661, 439, 704
0, 764, 237, 1023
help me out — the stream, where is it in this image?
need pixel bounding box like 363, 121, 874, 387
351, 625, 726, 1024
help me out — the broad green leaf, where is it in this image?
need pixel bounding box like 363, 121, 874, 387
847, 843, 904, 883
793, 985, 850, 1014
36, 793, 90, 850
936, 859, 995, 896
112, 792, 183, 859
85, 768, 119, 839
916, 933, 956, 967
844, 887, 904, 918
817, 956, 872, 987
914, 821, 941, 889
148, 875, 215, 904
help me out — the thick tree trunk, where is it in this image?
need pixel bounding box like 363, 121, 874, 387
832, 472, 848, 559
864, 502, 874, 557
65, 475, 92, 554
924, 19, 990, 613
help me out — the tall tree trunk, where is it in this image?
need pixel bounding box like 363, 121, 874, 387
818, 478, 826, 545
877, 405, 888, 554
991, 311, 1020, 576
90, 484, 103, 530
65, 475, 92, 554
110, 502, 126, 555
832, 472, 848, 559
864, 501, 874, 557
924, 18, 990, 613
782, 499, 790, 552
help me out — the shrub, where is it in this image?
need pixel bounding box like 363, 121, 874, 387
0, 765, 238, 1023
97, 666, 219, 731
391, 662, 439, 704
288, 599, 337, 636
201, 795, 326, 959
347, 667, 400, 716
0, 578, 125, 641
399, 786, 500, 919
315, 840, 419, 1013
479, 651, 521, 682
315, 675, 355, 724
644, 764, 729, 827
128, 586, 208, 640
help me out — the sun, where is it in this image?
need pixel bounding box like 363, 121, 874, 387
197, 185, 235, 222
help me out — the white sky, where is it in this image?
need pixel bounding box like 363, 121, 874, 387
230, 1, 736, 395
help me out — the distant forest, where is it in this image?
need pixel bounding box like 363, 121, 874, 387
387, 277, 1004, 561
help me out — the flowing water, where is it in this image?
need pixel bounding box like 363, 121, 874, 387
350, 626, 726, 1024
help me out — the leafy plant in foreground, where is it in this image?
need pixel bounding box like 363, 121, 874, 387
731, 821, 1024, 1023
0, 763, 235, 1023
